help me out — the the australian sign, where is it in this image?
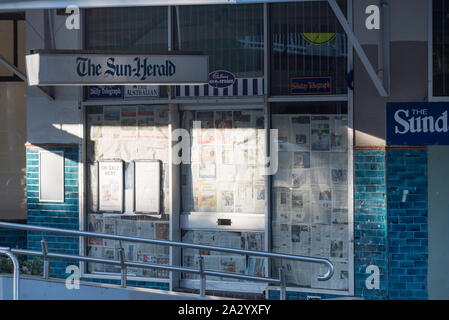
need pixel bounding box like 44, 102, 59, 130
26, 51, 209, 86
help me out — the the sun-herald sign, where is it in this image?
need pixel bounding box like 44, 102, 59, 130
387, 102, 449, 145
25, 51, 209, 86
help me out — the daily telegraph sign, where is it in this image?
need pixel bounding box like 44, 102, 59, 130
25, 51, 209, 86
387, 102, 449, 145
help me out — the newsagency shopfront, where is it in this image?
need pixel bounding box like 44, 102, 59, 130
19, 0, 358, 299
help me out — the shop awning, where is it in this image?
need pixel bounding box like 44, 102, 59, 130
0, 0, 390, 98
0, 0, 325, 10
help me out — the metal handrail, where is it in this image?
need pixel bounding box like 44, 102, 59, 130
0, 222, 334, 299
0, 247, 20, 300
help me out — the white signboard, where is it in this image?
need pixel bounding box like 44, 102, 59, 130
125, 85, 159, 98
134, 160, 161, 214
99, 161, 123, 212
26, 51, 209, 86
39, 151, 64, 202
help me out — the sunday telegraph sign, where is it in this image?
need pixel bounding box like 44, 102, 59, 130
387, 102, 449, 145
25, 51, 209, 86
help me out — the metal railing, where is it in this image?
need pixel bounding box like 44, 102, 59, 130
0, 247, 20, 300
0, 222, 334, 300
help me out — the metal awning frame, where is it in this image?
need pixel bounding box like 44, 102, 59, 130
0, 0, 390, 97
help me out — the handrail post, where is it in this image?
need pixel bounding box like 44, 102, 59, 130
118, 241, 126, 288
198, 256, 206, 298
279, 266, 286, 300
0, 247, 20, 300
41, 237, 49, 280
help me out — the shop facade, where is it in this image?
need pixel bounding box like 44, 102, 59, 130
3, 0, 446, 299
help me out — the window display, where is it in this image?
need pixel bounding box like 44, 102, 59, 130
271, 102, 349, 290
181, 110, 266, 214
181, 230, 265, 281
86, 105, 170, 279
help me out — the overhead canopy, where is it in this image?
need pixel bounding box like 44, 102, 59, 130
0, 0, 290, 10
0, 0, 321, 10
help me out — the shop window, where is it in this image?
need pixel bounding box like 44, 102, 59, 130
85, 105, 170, 279
174, 4, 264, 78
270, 1, 347, 96
181, 110, 266, 214
433, 0, 449, 97
181, 230, 265, 281
271, 102, 350, 291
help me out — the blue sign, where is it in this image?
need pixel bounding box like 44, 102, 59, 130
209, 70, 236, 88
88, 86, 124, 99
387, 102, 449, 145
291, 77, 331, 95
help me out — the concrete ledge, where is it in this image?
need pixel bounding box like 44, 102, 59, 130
0, 274, 230, 300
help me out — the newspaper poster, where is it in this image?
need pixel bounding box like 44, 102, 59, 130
98, 161, 123, 212
291, 224, 311, 256
87, 245, 105, 273
199, 163, 216, 179
272, 223, 292, 254
331, 152, 348, 168
243, 232, 264, 251
221, 256, 246, 274
331, 116, 348, 152
310, 168, 330, 185
254, 180, 266, 214
293, 151, 310, 168
331, 168, 348, 186
330, 224, 348, 259
217, 164, 236, 182
284, 261, 312, 287
275, 187, 291, 216
235, 182, 254, 213
291, 190, 310, 224
87, 214, 103, 245
311, 152, 330, 168
291, 224, 310, 245
120, 106, 137, 139
291, 168, 309, 188
311, 224, 331, 258
198, 180, 217, 211
118, 219, 138, 236
200, 145, 216, 163
247, 257, 265, 277
219, 144, 234, 165
332, 188, 348, 225
155, 223, 169, 240
235, 165, 252, 182
138, 220, 155, 239
311, 116, 330, 151
217, 182, 235, 212
291, 116, 310, 151
104, 248, 121, 273
311, 189, 332, 225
